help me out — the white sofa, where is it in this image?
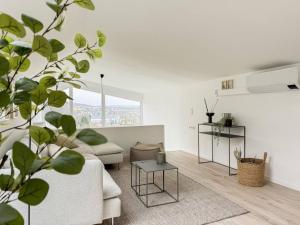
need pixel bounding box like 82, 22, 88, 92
2, 154, 121, 225
55, 135, 124, 169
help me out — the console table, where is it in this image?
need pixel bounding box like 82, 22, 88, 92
197, 123, 246, 176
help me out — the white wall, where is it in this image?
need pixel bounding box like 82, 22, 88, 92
143, 88, 183, 150
144, 72, 300, 191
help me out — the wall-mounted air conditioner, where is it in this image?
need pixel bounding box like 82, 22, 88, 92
246, 67, 300, 93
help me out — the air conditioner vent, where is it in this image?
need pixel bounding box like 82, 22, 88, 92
246, 67, 300, 93
287, 84, 299, 90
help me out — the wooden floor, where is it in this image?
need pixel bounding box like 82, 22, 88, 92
166, 151, 300, 225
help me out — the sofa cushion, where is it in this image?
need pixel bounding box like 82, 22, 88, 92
55, 135, 78, 149
103, 169, 121, 200
92, 142, 124, 156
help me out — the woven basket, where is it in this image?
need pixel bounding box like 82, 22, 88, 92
237, 152, 267, 187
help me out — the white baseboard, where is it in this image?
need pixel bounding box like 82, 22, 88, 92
173, 150, 300, 192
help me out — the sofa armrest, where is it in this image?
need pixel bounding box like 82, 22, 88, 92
10, 159, 104, 225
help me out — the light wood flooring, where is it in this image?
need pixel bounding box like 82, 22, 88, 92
166, 151, 300, 225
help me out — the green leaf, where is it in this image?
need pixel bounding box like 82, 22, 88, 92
13, 91, 30, 105
54, 16, 64, 31
21, 14, 43, 33
30, 86, 48, 105
55, 0, 63, 4
39, 76, 57, 88
19, 102, 32, 120
0, 56, 9, 77
9, 56, 31, 72
74, 33, 86, 48
74, 0, 95, 10
48, 90, 68, 107
49, 39, 65, 53
44, 127, 57, 144
0, 91, 10, 108
45, 111, 62, 128
66, 56, 78, 66
67, 82, 81, 89
12, 141, 35, 175
18, 178, 49, 206
0, 78, 8, 91
0, 203, 24, 225
46, 2, 63, 14
15, 78, 38, 91
0, 13, 26, 38
29, 126, 50, 145
97, 31, 106, 47
29, 158, 47, 173
0, 174, 14, 191
76, 129, 107, 145
51, 150, 85, 175
69, 72, 80, 78
87, 49, 102, 59
1, 36, 14, 54
32, 35, 52, 57
0, 39, 9, 48
47, 53, 58, 62
11, 41, 32, 56
75, 60, 89, 73
61, 115, 76, 136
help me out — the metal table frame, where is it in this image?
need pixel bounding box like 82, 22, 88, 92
130, 161, 179, 208
197, 123, 246, 176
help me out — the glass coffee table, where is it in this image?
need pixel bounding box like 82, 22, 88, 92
131, 160, 179, 208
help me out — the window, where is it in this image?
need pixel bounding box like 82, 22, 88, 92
34, 85, 143, 128
72, 89, 102, 128
105, 95, 141, 126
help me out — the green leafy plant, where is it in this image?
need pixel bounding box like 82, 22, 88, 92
0, 0, 107, 224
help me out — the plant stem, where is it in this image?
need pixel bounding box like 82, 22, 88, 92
42, 0, 70, 36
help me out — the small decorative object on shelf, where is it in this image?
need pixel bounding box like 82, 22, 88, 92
223, 113, 233, 127
206, 112, 215, 123
204, 98, 219, 123
234, 148, 267, 187
156, 152, 166, 164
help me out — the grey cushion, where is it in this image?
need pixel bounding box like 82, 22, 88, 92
130, 142, 164, 162
134, 142, 164, 152
91, 142, 124, 156
130, 148, 160, 162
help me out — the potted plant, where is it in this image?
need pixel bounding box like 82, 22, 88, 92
0, 0, 107, 224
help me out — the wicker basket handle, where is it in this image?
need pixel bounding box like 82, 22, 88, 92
263, 152, 267, 163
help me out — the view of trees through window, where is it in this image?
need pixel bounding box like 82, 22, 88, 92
72, 89, 142, 128
105, 95, 141, 126
73, 89, 103, 128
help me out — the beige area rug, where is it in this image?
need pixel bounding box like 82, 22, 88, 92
102, 164, 248, 225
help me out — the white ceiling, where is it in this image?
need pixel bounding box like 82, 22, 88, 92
2, 0, 300, 92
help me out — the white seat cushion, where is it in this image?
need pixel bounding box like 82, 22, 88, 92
92, 142, 124, 156
103, 170, 121, 200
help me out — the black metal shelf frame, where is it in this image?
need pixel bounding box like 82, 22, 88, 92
197, 123, 246, 176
